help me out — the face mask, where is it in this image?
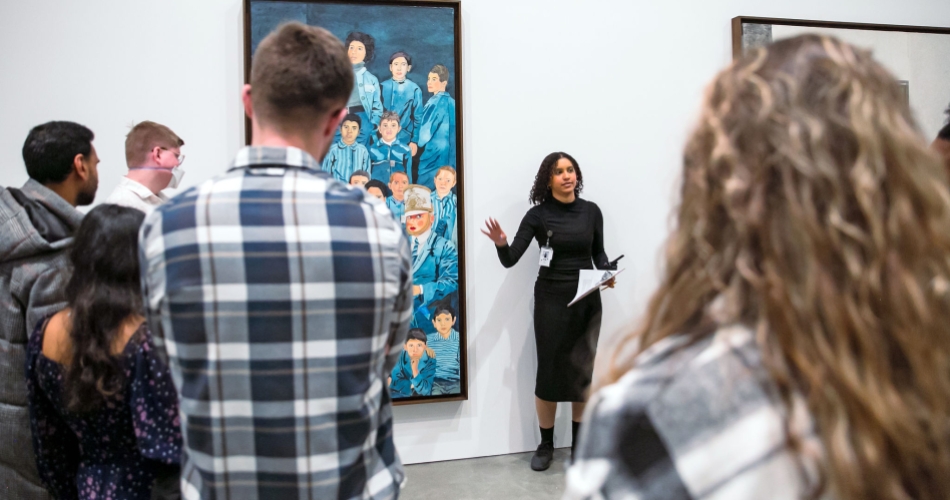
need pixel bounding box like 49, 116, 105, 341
129, 166, 184, 190
166, 167, 185, 189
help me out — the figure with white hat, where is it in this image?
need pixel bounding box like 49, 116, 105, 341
403, 184, 459, 332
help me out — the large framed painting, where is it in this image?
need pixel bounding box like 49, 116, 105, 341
244, 0, 467, 404
732, 17, 950, 140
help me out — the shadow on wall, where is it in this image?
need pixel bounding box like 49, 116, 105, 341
473, 214, 540, 453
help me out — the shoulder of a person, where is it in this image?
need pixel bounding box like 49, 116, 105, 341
579, 198, 601, 211
38, 309, 71, 363
593, 325, 765, 422
526, 203, 545, 215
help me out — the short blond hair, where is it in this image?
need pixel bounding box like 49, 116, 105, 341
125, 121, 184, 167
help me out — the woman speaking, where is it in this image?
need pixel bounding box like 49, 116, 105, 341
482, 152, 612, 471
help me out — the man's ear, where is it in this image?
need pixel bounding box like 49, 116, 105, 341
242, 84, 254, 119
324, 107, 347, 138
72, 153, 89, 181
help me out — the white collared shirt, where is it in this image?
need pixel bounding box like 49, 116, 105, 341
411, 228, 432, 254
103, 177, 168, 214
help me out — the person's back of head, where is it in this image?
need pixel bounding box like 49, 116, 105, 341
62, 204, 145, 413
245, 22, 353, 160
21, 121, 99, 206
607, 34, 950, 500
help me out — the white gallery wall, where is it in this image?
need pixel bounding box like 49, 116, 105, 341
2, 0, 950, 466
770, 25, 950, 140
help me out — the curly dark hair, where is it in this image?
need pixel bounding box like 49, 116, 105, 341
528, 152, 583, 205
62, 204, 146, 412
345, 31, 376, 63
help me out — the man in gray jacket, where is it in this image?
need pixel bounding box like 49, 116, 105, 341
0, 121, 99, 499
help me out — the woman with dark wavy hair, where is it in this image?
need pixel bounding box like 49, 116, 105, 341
482, 152, 614, 471
566, 35, 950, 500
25, 204, 181, 500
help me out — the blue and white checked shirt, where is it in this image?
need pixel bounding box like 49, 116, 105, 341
139, 146, 412, 500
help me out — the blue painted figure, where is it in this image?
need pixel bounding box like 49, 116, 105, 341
386, 171, 409, 222
341, 32, 383, 147
403, 185, 459, 330
389, 329, 436, 398
322, 114, 370, 183
370, 111, 412, 184
431, 166, 458, 246
427, 304, 461, 395
380, 51, 424, 155
416, 64, 457, 190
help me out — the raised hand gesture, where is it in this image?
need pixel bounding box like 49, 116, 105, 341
481, 218, 508, 247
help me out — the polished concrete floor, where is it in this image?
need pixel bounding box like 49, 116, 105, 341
401, 448, 571, 499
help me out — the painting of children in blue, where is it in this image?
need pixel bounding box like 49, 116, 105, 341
428, 304, 461, 396
416, 65, 457, 191
248, 0, 463, 403
432, 166, 458, 246
381, 51, 424, 152
322, 114, 370, 183
389, 329, 436, 397
403, 185, 459, 333
370, 111, 412, 184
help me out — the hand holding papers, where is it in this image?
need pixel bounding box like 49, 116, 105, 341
569, 268, 624, 307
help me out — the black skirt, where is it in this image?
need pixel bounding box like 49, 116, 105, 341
533, 277, 602, 402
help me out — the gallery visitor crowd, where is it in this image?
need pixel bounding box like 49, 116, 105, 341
2, 19, 950, 500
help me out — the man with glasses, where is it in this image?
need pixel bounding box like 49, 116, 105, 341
104, 121, 184, 213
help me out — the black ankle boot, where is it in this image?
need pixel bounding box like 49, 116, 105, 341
532, 426, 555, 471
531, 441, 554, 471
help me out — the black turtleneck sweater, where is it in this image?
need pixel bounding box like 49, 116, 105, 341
496, 197, 609, 281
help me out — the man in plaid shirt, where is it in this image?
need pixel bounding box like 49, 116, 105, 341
139, 22, 412, 500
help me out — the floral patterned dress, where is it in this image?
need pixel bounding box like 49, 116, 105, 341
25, 320, 181, 500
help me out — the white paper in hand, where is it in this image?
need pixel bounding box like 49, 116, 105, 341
568, 268, 624, 307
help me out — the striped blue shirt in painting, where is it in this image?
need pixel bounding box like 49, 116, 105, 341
431, 191, 457, 245
321, 140, 370, 183
139, 146, 412, 500
386, 196, 405, 222
426, 329, 461, 381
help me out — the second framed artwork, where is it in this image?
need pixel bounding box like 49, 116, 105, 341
244, 0, 467, 404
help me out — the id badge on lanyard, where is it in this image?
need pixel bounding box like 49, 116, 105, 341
539, 230, 554, 267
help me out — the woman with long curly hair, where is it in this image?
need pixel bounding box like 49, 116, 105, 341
25, 204, 181, 500
482, 152, 615, 471
565, 34, 950, 500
